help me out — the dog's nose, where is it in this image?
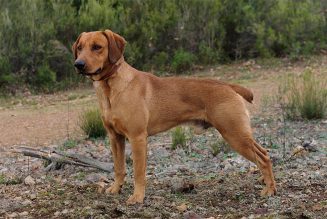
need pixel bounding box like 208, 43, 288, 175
74, 60, 86, 70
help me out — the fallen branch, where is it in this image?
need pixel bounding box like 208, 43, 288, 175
54, 149, 113, 172
11, 146, 113, 173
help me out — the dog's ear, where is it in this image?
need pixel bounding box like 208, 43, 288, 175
102, 30, 126, 63
72, 32, 84, 60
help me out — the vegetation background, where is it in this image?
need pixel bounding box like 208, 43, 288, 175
0, 0, 326, 94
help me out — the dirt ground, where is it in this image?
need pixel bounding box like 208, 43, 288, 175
0, 57, 326, 218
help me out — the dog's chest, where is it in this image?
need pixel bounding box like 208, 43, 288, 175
93, 82, 125, 134
93, 81, 113, 118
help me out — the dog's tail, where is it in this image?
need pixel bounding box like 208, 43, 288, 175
229, 84, 254, 103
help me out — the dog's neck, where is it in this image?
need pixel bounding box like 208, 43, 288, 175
89, 57, 125, 81
93, 60, 135, 103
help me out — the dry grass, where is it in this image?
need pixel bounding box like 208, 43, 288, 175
279, 70, 327, 120
79, 108, 107, 138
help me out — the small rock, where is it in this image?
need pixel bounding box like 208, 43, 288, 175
54, 211, 61, 216
0, 167, 8, 173
96, 181, 107, 193
7, 212, 18, 218
84, 206, 91, 210
30, 194, 37, 200
86, 173, 108, 183
292, 146, 307, 157
22, 199, 32, 206
24, 175, 35, 186
62, 209, 69, 214
176, 203, 188, 212
171, 178, 195, 193
14, 196, 22, 201
302, 140, 318, 152
18, 211, 28, 216
171, 178, 183, 193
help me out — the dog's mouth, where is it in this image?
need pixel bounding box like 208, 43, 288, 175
78, 68, 102, 76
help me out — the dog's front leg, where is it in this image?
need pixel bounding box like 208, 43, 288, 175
126, 135, 147, 205
105, 132, 126, 194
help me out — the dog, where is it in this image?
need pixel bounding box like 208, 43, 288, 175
72, 30, 276, 204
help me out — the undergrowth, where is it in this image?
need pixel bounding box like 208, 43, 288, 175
171, 126, 187, 150
79, 108, 107, 138
279, 70, 327, 120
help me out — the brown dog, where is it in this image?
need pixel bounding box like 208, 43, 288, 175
72, 30, 276, 204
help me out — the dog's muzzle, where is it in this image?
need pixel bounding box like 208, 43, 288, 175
77, 68, 102, 76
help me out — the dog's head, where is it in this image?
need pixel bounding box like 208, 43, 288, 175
72, 30, 126, 76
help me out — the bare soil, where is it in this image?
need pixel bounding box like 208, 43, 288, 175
0, 57, 326, 218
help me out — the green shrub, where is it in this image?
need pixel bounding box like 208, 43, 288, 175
0, 57, 14, 89
279, 71, 327, 120
61, 139, 78, 150
33, 64, 57, 92
1, 0, 326, 94
171, 49, 195, 73
210, 138, 230, 156
79, 108, 107, 138
152, 52, 169, 71
171, 126, 187, 150
198, 42, 220, 64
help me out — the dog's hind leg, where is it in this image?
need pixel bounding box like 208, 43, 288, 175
208, 100, 276, 196
222, 134, 276, 196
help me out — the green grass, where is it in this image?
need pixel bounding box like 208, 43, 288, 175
171, 126, 187, 150
74, 172, 86, 180
59, 139, 78, 150
79, 108, 107, 138
279, 70, 327, 120
210, 138, 230, 156
0, 174, 22, 185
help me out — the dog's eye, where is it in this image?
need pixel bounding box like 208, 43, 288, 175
92, 45, 102, 51
77, 45, 82, 51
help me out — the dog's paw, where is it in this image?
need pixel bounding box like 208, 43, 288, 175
126, 193, 144, 205
260, 186, 276, 196
105, 182, 122, 194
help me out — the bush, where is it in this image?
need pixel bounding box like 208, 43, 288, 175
33, 64, 57, 92
171, 49, 195, 73
0, 57, 14, 86
1, 0, 326, 94
279, 71, 327, 120
198, 42, 220, 64
79, 108, 107, 138
171, 126, 187, 150
152, 52, 169, 71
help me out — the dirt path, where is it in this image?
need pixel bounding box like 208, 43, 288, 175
0, 89, 96, 147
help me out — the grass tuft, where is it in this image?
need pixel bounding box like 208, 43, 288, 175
279, 70, 327, 120
0, 174, 22, 185
210, 138, 230, 156
171, 126, 187, 150
79, 108, 107, 138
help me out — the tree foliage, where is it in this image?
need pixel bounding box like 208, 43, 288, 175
0, 0, 326, 93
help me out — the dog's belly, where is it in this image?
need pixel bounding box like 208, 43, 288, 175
146, 105, 208, 136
